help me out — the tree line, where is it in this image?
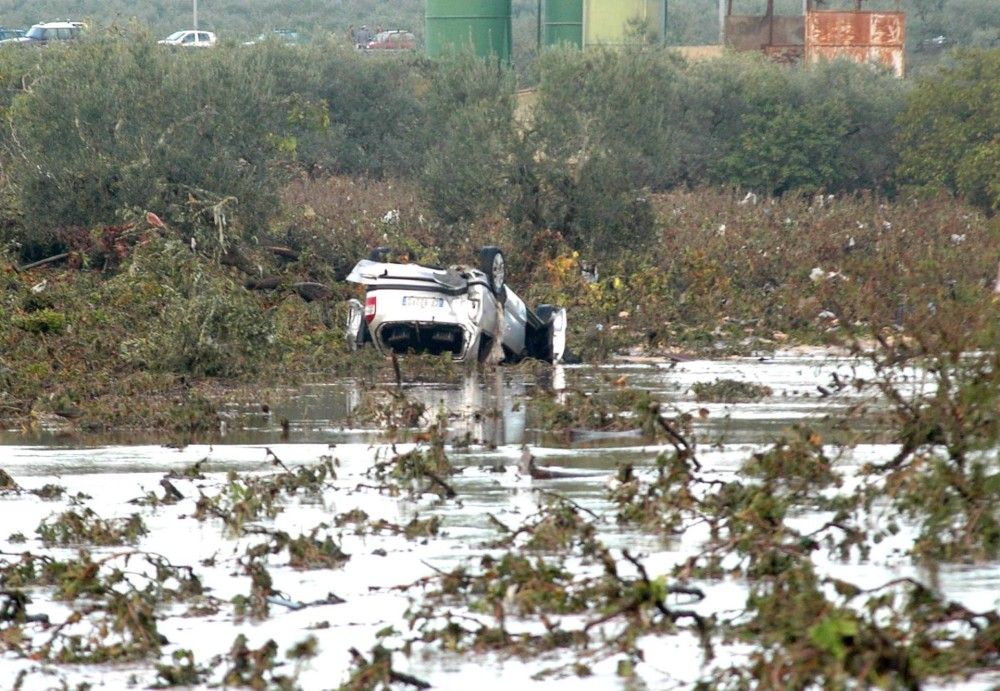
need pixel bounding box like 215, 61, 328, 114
0, 35, 995, 262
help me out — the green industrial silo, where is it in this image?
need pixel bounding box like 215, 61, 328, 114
426, 0, 513, 62
539, 0, 667, 49
541, 0, 583, 48
585, 0, 666, 46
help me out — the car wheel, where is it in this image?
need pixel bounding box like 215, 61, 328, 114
534, 305, 566, 364
478, 247, 506, 296
536, 304, 557, 325
534, 305, 556, 361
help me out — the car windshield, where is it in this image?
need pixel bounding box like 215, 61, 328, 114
25, 26, 48, 40
165, 31, 187, 41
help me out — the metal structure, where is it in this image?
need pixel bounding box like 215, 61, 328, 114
425, 0, 512, 62
540, 0, 583, 48
724, 0, 805, 63
805, 10, 905, 77
722, 0, 906, 75
538, 0, 667, 50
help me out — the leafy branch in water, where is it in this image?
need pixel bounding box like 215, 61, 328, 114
856, 324, 1000, 562
691, 378, 773, 403
399, 498, 711, 678
366, 426, 456, 499
342, 645, 431, 690
709, 564, 1000, 689
193, 455, 338, 536
243, 525, 351, 570
36, 508, 147, 547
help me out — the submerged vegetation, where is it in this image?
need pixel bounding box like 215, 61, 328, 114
4, 349, 1000, 687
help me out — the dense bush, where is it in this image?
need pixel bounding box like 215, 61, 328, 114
514, 48, 685, 252
529, 49, 907, 197
1, 36, 294, 256
896, 49, 1000, 215
0, 37, 437, 257
428, 49, 908, 254
417, 55, 518, 223
702, 56, 907, 194
284, 43, 430, 179
0, 31, 994, 264
112, 239, 277, 378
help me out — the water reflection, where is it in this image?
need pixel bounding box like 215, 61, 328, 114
388, 369, 528, 448
0, 355, 879, 450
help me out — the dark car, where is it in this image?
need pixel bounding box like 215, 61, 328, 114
0, 28, 25, 41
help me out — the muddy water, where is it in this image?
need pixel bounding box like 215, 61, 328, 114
1, 353, 997, 689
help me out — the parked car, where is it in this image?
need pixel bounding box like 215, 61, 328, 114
243, 29, 301, 46
0, 21, 82, 45
0, 28, 25, 42
345, 247, 567, 365
365, 30, 416, 51
158, 30, 216, 48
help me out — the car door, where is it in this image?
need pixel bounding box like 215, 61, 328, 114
499, 290, 528, 356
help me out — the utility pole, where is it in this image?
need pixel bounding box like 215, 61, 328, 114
193, 0, 199, 32
719, 0, 725, 44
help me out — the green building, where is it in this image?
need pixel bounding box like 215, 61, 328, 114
540, 0, 668, 49
425, 0, 513, 62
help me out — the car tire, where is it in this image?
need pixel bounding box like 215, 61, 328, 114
536, 304, 557, 325
534, 305, 566, 363
531, 305, 556, 361
478, 247, 506, 297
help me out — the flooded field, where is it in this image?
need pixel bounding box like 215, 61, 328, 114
2, 353, 998, 689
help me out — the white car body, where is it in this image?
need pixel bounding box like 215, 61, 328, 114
0, 22, 83, 45
158, 30, 217, 47
345, 256, 566, 365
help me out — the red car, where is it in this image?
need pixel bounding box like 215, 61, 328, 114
366, 30, 415, 51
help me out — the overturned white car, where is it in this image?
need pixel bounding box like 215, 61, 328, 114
345, 247, 566, 364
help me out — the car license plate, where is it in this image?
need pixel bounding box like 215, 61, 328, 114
402, 296, 444, 309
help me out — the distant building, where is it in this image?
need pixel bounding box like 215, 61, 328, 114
724, 0, 905, 77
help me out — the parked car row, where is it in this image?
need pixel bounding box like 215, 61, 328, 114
0, 21, 413, 50
0, 21, 82, 45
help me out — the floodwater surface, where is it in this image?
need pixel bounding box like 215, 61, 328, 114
1, 353, 997, 689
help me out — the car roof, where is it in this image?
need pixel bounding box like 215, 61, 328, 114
31, 22, 82, 29
346, 259, 489, 291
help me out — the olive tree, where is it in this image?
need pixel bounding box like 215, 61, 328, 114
4, 36, 294, 255
897, 49, 1000, 215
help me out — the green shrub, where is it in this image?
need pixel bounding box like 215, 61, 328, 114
897, 49, 1000, 214
112, 240, 276, 377
3, 36, 293, 256
12, 308, 66, 335
416, 54, 518, 222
